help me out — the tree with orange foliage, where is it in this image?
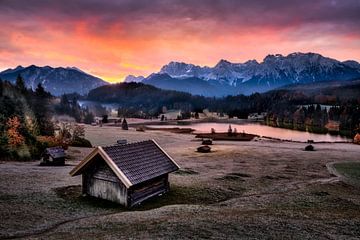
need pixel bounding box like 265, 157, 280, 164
6, 116, 25, 147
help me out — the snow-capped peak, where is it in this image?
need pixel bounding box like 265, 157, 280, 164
124, 75, 145, 83
158, 52, 360, 87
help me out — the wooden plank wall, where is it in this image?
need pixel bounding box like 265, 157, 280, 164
83, 156, 129, 206
128, 175, 169, 207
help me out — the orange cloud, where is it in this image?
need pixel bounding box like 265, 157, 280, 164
0, 0, 360, 83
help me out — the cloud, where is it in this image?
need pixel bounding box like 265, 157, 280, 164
0, 0, 359, 81
1, 0, 359, 35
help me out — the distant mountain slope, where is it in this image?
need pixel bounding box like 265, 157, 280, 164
0, 65, 108, 95
129, 52, 360, 96
273, 78, 360, 101
142, 73, 236, 97
86, 82, 204, 108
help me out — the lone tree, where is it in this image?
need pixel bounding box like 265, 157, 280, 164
227, 124, 233, 136
102, 115, 108, 123
122, 118, 128, 130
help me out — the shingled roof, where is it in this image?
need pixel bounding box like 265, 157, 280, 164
45, 147, 65, 159
69, 140, 179, 187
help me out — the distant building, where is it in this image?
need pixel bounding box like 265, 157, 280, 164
40, 147, 66, 166
200, 109, 228, 119
248, 112, 267, 120
70, 140, 180, 207
160, 109, 182, 120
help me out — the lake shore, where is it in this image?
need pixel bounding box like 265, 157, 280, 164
111, 118, 351, 142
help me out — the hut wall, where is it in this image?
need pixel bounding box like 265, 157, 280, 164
128, 174, 169, 207
82, 156, 128, 206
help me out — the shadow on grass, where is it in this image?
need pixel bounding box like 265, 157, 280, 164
54, 184, 241, 211
333, 162, 360, 183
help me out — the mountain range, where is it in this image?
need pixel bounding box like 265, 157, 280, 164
0, 65, 108, 95
1, 52, 360, 97
133, 52, 360, 96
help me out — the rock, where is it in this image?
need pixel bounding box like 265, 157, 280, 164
305, 145, 315, 151
202, 139, 213, 145
197, 145, 211, 153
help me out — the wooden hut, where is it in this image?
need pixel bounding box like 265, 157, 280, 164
40, 147, 66, 166
69, 140, 179, 207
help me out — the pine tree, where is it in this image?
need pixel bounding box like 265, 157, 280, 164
122, 118, 128, 130
84, 110, 95, 124
15, 74, 26, 93
35, 83, 44, 95
34, 83, 54, 136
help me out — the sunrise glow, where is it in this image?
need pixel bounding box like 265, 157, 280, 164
1, 0, 360, 82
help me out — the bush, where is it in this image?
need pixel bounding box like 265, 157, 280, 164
29, 140, 48, 159
37, 136, 68, 149
70, 137, 92, 148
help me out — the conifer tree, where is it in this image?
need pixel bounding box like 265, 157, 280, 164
34, 83, 54, 136
15, 74, 26, 93
122, 118, 128, 130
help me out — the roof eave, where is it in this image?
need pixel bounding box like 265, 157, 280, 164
69, 147, 133, 188
69, 147, 99, 176
151, 139, 181, 170
98, 146, 133, 188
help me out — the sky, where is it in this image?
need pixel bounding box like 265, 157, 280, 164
0, 0, 360, 83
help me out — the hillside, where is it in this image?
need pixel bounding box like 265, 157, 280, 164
86, 82, 209, 114
0, 65, 108, 96
273, 79, 360, 102
142, 73, 235, 97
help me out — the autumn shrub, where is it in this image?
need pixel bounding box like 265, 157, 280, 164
6, 116, 25, 147
37, 136, 68, 149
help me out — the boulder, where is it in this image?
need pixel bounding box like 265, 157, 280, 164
197, 145, 211, 153
305, 145, 315, 151
202, 139, 213, 145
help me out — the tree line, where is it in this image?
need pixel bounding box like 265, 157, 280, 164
0, 75, 93, 160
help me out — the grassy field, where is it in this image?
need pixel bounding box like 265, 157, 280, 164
333, 162, 360, 182
1, 125, 360, 239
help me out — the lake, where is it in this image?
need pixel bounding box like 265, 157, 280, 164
149, 122, 351, 142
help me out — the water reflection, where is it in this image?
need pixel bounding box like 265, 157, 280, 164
149, 122, 351, 142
